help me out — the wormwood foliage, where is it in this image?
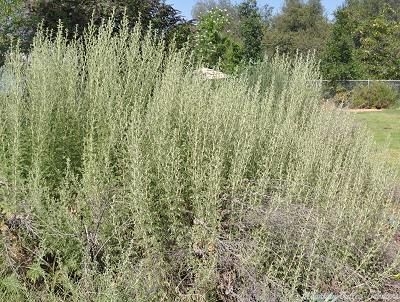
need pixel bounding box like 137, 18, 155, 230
0, 17, 399, 301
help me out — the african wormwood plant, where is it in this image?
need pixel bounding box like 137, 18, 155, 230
0, 16, 399, 302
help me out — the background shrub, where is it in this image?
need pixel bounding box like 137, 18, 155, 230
351, 82, 399, 109
324, 84, 352, 107
0, 17, 399, 301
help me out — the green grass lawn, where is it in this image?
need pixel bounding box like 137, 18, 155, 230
353, 109, 400, 175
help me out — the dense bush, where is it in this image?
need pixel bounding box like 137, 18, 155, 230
322, 83, 352, 107
0, 18, 399, 301
351, 82, 399, 109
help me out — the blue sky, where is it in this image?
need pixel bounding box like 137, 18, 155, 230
165, 0, 345, 20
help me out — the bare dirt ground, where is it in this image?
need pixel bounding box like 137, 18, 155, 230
344, 108, 383, 113
321, 101, 384, 112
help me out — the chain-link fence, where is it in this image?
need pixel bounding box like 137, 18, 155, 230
321, 79, 400, 92
344, 80, 400, 92
319, 80, 400, 101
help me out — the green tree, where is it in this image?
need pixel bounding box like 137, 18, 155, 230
345, 0, 400, 19
31, 0, 185, 36
192, 0, 242, 43
0, 0, 35, 66
321, 9, 361, 80
191, 0, 270, 71
238, 0, 263, 62
0, 0, 189, 66
263, 0, 330, 58
355, 5, 400, 79
167, 20, 197, 49
322, 1, 400, 80
191, 0, 235, 19
194, 7, 243, 72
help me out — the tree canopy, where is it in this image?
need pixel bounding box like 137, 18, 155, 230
1, 0, 400, 79
30, 0, 185, 35
191, 0, 236, 19
263, 0, 330, 58
238, 0, 263, 62
322, 0, 400, 80
0, 0, 187, 66
0, 0, 35, 65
